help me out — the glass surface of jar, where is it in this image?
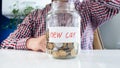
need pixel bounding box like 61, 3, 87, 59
46, 0, 81, 59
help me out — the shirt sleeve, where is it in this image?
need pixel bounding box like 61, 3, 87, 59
0, 10, 40, 50
88, 0, 120, 30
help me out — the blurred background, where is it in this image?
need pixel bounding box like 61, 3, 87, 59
0, 0, 120, 49
0, 0, 51, 43
0, 0, 11, 43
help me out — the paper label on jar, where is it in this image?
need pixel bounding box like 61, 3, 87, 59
48, 27, 80, 43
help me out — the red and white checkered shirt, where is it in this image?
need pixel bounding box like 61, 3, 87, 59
0, 0, 120, 50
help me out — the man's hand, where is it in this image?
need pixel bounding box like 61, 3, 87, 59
26, 35, 46, 52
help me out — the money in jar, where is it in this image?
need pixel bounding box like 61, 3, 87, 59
46, 0, 81, 59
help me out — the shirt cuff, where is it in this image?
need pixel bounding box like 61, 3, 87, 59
15, 37, 30, 50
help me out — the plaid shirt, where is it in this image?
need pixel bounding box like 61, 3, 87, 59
0, 0, 120, 50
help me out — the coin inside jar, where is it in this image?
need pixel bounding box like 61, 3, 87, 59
52, 51, 59, 58
61, 43, 69, 50
47, 43, 54, 50
58, 50, 67, 57
67, 43, 74, 50
71, 49, 77, 57
46, 29, 49, 41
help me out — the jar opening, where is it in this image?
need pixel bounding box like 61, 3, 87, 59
52, 1, 75, 11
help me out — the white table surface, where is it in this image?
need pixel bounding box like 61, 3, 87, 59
0, 49, 120, 68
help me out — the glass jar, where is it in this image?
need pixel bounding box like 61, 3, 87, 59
46, 0, 81, 59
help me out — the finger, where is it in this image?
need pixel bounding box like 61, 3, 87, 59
34, 44, 46, 52
39, 44, 46, 52
37, 35, 47, 52
41, 36, 47, 44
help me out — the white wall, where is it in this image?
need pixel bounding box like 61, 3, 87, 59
99, 13, 120, 49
